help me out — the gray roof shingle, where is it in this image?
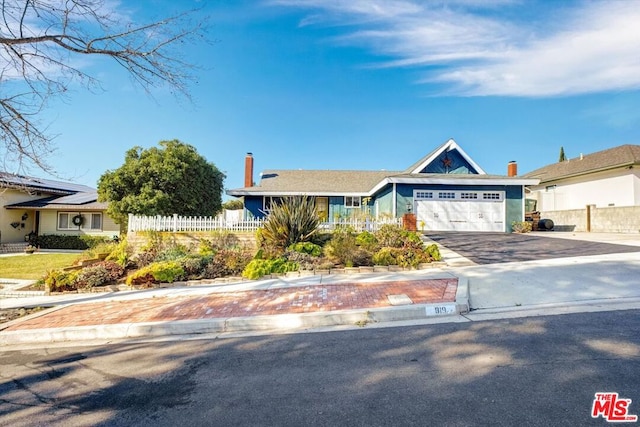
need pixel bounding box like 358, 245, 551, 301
523, 144, 640, 183
233, 169, 400, 195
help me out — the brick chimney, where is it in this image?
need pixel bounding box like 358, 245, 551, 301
507, 160, 517, 177
244, 153, 254, 187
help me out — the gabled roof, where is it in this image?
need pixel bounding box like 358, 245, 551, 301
404, 138, 487, 175
523, 144, 640, 183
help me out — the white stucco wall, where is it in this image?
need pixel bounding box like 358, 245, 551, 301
528, 168, 639, 211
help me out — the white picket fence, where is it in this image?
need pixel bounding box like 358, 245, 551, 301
128, 214, 401, 233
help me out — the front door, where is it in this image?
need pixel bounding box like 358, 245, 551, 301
316, 197, 329, 221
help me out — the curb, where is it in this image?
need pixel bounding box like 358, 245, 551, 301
0, 277, 469, 345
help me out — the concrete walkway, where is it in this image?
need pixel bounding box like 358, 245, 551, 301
1, 231, 639, 346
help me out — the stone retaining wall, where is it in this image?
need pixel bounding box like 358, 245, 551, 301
126, 231, 258, 252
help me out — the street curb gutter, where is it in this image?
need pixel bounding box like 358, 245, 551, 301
0, 277, 469, 345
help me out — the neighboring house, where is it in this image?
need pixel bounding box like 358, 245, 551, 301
523, 144, 640, 232
227, 139, 539, 232
0, 173, 120, 245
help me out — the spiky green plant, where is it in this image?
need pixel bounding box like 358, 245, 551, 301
260, 196, 320, 252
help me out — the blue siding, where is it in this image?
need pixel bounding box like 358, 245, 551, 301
244, 196, 264, 219
505, 186, 524, 230
421, 149, 477, 174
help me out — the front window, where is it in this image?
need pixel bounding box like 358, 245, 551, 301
58, 213, 73, 230
345, 196, 361, 208
57, 212, 103, 230
88, 213, 103, 230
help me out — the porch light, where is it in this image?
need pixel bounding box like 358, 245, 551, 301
406, 202, 412, 212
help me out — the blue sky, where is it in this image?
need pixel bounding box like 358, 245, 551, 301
35, 0, 640, 198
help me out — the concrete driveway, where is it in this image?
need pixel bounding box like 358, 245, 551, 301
428, 231, 640, 311
426, 231, 640, 265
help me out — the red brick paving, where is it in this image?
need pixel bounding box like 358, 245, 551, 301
3, 279, 457, 331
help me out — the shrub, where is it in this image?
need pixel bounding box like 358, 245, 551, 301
324, 227, 358, 266
260, 196, 320, 252
223, 249, 252, 275
355, 231, 378, 252
288, 241, 322, 257
36, 234, 91, 250
76, 261, 124, 288
155, 243, 189, 261
373, 244, 440, 268
222, 199, 244, 210
374, 224, 407, 248
284, 250, 321, 271
106, 238, 132, 268
44, 269, 80, 292
425, 243, 442, 261
512, 221, 532, 233
202, 249, 252, 279
242, 258, 299, 280
126, 261, 185, 286
178, 256, 209, 279
372, 247, 398, 266
132, 251, 156, 268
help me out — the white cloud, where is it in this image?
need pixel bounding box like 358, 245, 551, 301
270, 0, 640, 97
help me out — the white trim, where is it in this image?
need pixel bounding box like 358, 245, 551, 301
232, 176, 539, 198
392, 183, 397, 218
344, 196, 361, 208
229, 190, 368, 197
409, 139, 488, 175
387, 177, 538, 186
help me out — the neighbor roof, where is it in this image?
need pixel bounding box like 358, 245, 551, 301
0, 173, 94, 195
523, 144, 640, 183
1, 172, 104, 210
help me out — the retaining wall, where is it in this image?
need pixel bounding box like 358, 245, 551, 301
126, 231, 258, 252
540, 206, 640, 233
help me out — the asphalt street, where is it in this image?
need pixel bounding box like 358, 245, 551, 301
2, 309, 640, 427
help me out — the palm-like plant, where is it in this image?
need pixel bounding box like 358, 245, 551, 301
260, 196, 320, 252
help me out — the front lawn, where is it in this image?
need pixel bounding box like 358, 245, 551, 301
0, 253, 80, 280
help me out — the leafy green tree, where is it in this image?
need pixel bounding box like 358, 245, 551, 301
98, 140, 225, 226
222, 199, 244, 210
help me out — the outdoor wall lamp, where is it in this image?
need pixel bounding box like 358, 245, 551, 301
21, 213, 28, 221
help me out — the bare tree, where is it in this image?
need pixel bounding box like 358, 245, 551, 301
0, 0, 205, 173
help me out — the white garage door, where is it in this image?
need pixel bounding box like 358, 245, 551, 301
415, 190, 505, 232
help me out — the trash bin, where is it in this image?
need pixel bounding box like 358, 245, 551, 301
538, 218, 554, 231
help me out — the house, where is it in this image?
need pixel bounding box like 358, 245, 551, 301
523, 144, 640, 232
0, 173, 120, 247
227, 139, 539, 232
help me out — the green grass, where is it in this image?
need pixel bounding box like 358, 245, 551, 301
0, 253, 80, 279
